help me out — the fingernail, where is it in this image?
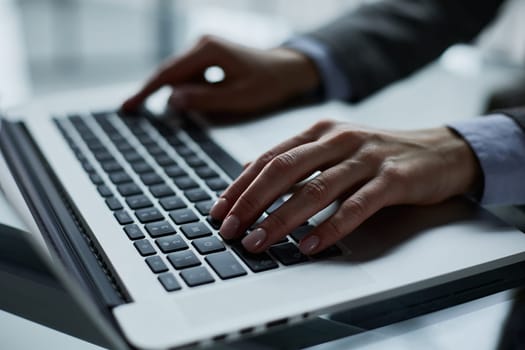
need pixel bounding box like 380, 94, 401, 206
242, 228, 267, 251
300, 235, 320, 255
220, 215, 240, 239
210, 198, 228, 220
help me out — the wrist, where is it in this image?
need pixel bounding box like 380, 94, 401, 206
270, 47, 321, 98
438, 127, 483, 197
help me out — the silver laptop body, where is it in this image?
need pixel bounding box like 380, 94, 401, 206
1, 102, 525, 349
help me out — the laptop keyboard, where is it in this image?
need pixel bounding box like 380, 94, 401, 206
53, 111, 341, 293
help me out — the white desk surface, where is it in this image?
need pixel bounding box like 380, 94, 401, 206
1, 46, 525, 349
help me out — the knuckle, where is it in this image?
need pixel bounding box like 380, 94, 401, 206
356, 144, 382, 164
196, 35, 224, 53
198, 34, 216, 46
255, 150, 276, 168
302, 177, 330, 203
324, 130, 354, 148
266, 152, 296, 174
342, 196, 368, 220
311, 119, 336, 133
380, 160, 405, 183
292, 132, 314, 145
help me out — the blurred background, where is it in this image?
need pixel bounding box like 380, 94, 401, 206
1, 0, 525, 109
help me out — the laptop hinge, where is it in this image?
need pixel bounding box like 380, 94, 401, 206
0, 118, 128, 309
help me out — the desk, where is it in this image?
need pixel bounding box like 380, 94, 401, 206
1, 46, 525, 349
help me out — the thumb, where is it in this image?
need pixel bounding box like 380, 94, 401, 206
122, 40, 228, 112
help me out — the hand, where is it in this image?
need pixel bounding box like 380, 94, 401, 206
209, 120, 482, 255
122, 35, 320, 114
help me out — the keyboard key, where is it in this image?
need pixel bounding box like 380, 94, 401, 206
136, 133, 155, 146
149, 184, 175, 198
206, 178, 228, 191
146, 145, 164, 155
131, 162, 154, 174
166, 134, 183, 146
115, 141, 133, 153
82, 161, 96, 173
174, 145, 195, 158
97, 185, 113, 197
194, 166, 218, 179
195, 200, 214, 216
93, 149, 114, 162
164, 165, 186, 178
180, 266, 214, 287
267, 198, 285, 214
271, 237, 289, 245
312, 245, 343, 259
206, 216, 221, 230
173, 176, 198, 190
158, 273, 181, 292
185, 155, 206, 168
126, 194, 153, 209
140, 172, 164, 186
168, 250, 201, 270
124, 224, 145, 240
109, 171, 132, 184
155, 154, 176, 167
192, 236, 225, 254
135, 207, 164, 223
159, 196, 186, 210
109, 134, 125, 144
146, 256, 169, 273
101, 160, 123, 173
290, 225, 314, 243
105, 197, 123, 210
249, 214, 267, 230
206, 251, 247, 280
114, 210, 134, 225
180, 222, 212, 239
134, 239, 156, 256
74, 150, 86, 162
89, 173, 104, 185
123, 151, 143, 163
231, 244, 278, 272
85, 139, 104, 151
155, 235, 188, 253
184, 188, 211, 202
269, 243, 308, 265
117, 183, 142, 197
170, 208, 199, 225
145, 220, 176, 238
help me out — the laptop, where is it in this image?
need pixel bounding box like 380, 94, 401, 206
1, 96, 525, 349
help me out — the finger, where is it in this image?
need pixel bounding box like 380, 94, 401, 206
122, 41, 226, 111
299, 177, 390, 255
241, 159, 372, 252
220, 139, 358, 240
209, 124, 326, 221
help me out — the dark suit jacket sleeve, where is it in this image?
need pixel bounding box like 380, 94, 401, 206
305, 0, 505, 102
